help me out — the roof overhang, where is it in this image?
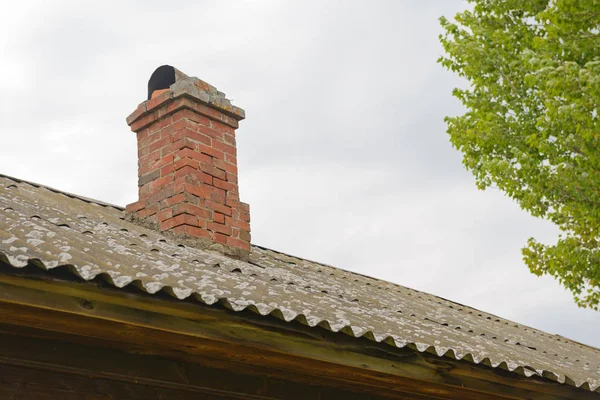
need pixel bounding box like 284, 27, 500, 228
0, 261, 594, 400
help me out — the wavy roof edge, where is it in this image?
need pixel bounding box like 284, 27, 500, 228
0, 173, 598, 393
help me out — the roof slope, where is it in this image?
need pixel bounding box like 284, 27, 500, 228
0, 174, 599, 392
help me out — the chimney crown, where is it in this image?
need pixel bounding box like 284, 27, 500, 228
125, 65, 250, 259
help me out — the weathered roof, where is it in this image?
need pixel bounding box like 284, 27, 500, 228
0, 173, 599, 392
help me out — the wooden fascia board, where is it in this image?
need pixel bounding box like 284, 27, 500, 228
0, 266, 595, 400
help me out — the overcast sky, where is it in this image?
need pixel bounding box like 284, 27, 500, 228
1, 0, 598, 347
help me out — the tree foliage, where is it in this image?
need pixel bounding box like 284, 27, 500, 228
439, 0, 600, 309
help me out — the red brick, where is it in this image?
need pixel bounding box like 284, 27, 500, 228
151, 88, 170, 99
208, 221, 232, 236
139, 183, 151, 198
240, 202, 250, 213
214, 212, 225, 224
170, 182, 190, 198
138, 164, 152, 176
185, 192, 203, 205
157, 208, 173, 222
198, 125, 224, 141
130, 111, 157, 132
182, 118, 200, 132
172, 225, 211, 239
138, 145, 150, 159
213, 178, 235, 192
147, 186, 174, 205
150, 130, 165, 143
177, 148, 212, 165
170, 108, 190, 121
223, 162, 238, 174
212, 158, 226, 171
150, 116, 173, 134
211, 121, 235, 135
173, 178, 189, 194
213, 140, 236, 156
150, 154, 174, 171
160, 193, 185, 208
181, 182, 224, 203
226, 172, 238, 183
174, 166, 212, 185
222, 133, 236, 146
198, 143, 224, 160
166, 192, 201, 209
227, 237, 250, 251
172, 203, 211, 220
180, 182, 213, 199
139, 203, 159, 218
173, 136, 198, 152
195, 103, 226, 123
173, 157, 199, 171
227, 189, 240, 199
146, 90, 172, 111
173, 129, 211, 146
128, 103, 147, 127
214, 233, 228, 244
162, 137, 197, 157
224, 154, 237, 165
160, 214, 199, 230
240, 211, 250, 222
221, 115, 239, 129
168, 118, 189, 134
160, 163, 174, 177
161, 97, 194, 118
209, 186, 226, 203
139, 130, 161, 148
205, 200, 232, 216
138, 150, 162, 168
200, 162, 227, 180
173, 165, 198, 179
225, 216, 250, 231
136, 127, 150, 141
204, 111, 238, 129
225, 196, 240, 207
149, 135, 172, 154
125, 199, 145, 213
150, 175, 173, 190
173, 109, 211, 127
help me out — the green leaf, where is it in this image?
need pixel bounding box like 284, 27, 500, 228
439, 0, 600, 310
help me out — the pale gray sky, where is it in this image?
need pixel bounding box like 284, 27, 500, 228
1, 0, 598, 346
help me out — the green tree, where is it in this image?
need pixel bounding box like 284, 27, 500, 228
439, 0, 600, 309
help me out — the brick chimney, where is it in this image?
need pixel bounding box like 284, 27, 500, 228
125, 65, 250, 259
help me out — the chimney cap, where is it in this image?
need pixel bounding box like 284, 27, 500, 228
147, 65, 190, 100
128, 65, 245, 127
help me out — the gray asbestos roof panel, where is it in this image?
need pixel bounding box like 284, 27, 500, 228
0, 174, 599, 392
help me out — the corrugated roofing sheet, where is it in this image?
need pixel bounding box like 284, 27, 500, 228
0, 174, 598, 392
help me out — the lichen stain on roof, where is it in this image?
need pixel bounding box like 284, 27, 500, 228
0, 174, 599, 392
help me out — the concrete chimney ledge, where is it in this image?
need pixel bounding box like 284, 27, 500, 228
127, 77, 245, 130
